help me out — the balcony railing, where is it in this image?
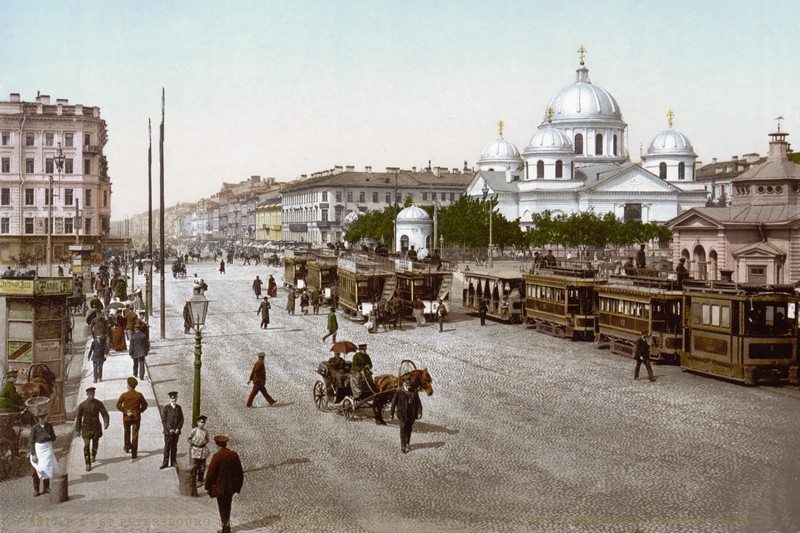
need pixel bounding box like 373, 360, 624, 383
83, 145, 101, 154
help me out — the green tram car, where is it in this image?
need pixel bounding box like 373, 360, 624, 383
336, 253, 394, 320
462, 271, 524, 323
523, 265, 604, 340
283, 250, 312, 290
394, 258, 453, 317
595, 274, 683, 363
306, 253, 338, 304
681, 277, 800, 385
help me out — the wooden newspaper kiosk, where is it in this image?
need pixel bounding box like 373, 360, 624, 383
1, 276, 72, 423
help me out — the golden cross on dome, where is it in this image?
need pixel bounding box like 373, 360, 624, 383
667, 109, 674, 127
546, 106, 554, 123
498, 119, 504, 137
578, 44, 587, 65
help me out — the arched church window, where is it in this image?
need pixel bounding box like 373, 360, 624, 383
613, 135, 618, 156
574, 134, 583, 155
659, 162, 667, 180
536, 161, 545, 179
555, 160, 563, 178
678, 162, 686, 180
595, 134, 603, 155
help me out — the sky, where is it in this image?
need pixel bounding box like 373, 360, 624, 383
1, 0, 799, 220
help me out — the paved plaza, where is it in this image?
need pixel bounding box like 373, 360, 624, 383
1, 259, 799, 533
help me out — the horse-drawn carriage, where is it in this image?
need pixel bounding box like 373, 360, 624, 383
171, 260, 187, 278
313, 352, 433, 424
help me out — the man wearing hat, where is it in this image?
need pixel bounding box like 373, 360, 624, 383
160, 391, 184, 469
675, 257, 690, 285
256, 296, 271, 329
188, 415, 210, 483
350, 344, 374, 400
390, 374, 423, 453
74, 386, 110, 471
129, 322, 150, 380
116, 377, 148, 459
634, 331, 656, 382
246, 352, 276, 407
0, 370, 22, 410
205, 435, 244, 533
435, 299, 448, 332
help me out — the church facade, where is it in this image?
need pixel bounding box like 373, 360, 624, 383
466, 47, 708, 228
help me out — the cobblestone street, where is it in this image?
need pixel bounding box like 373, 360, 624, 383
2, 260, 799, 533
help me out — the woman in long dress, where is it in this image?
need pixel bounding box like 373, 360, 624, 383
111, 311, 127, 351
30, 414, 57, 497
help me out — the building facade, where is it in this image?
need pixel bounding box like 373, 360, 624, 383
0, 92, 111, 263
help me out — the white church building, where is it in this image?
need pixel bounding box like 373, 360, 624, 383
466, 47, 708, 228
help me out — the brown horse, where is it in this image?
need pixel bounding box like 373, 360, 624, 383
370, 368, 434, 425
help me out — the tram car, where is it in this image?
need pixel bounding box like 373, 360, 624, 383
336, 253, 394, 320
680, 273, 800, 385
523, 265, 604, 340
462, 270, 524, 323
306, 253, 338, 304
595, 274, 683, 363
283, 249, 311, 290
394, 258, 453, 317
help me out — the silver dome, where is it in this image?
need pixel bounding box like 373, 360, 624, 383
524, 125, 574, 154
646, 127, 696, 156
396, 204, 430, 221
545, 66, 622, 122
480, 136, 522, 160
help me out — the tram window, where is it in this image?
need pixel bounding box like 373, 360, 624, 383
711, 305, 720, 326
692, 303, 701, 324
721, 306, 730, 328
788, 302, 796, 319
644, 304, 650, 319
702, 304, 710, 325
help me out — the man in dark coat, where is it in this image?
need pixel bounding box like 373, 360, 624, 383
478, 297, 488, 326
252, 276, 263, 298
634, 331, 656, 382
256, 297, 271, 329
675, 258, 690, 285
205, 435, 244, 533
88, 336, 107, 383
116, 377, 148, 459
390, 375, 423, 453
246, 352, 276, 407
75, 386, 109, 471
322, 307, 338, 343
129, 325, 150, 380
267, 275, 277, 297
160, 391, 184, 469
636, 244, 647, 269
183, 302, 193, 334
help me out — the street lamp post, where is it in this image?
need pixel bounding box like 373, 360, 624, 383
481, 184, 493, 269
48, 143, 65, 276
186, 289, 209, 427
143, 256, 153, 323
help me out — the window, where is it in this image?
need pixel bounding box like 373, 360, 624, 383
1, 188, 9, 205
84, 217, 92, 234
322, 191, 328, 201
432, 192, 437, 201
65, 189, 74, 206
396, 193, 401, 203
659, 162, 667, 180
84, 189, 92, 207
45, 132, 54, 146
422, 192, 428, 201
346, 191, 353, 202
26, 159, 34, 173
450, 193, 455, 201
574, 133, 583, 155
25, 188, 34, 205
595, 134, 603, 155
385, 193, 391, 203
613, 135, 618, 156
623, 203, 642, 222
536, 160, 545, 178
1, 158, 9, 173
26, 132, 34, 146
372, 192, 378, 203
335, 191, 342, 202
84, 133, 91, 146
25, 217, 34, 234
65, 133, 74, 146
1, 132, 9, 145
359, 191, 365, 203
46, 158, 54, 174
45, 189, 51, 206
65, 218, 74, 234
103, 190, 108, 207
678, 162, 686, 180
0, 218, 8, 234
65, 159, 73, 174
321, 209, 328, 222
555, 160, 563, 178
84, 159, 91, 174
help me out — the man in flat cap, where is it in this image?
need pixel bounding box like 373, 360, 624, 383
246, 352, 276, 407
116, 376, 148, 459
390, 374, 423, 454
205, 435, 244, 533
634, 330, 656, 382
256, 296, 271, 329
74, 386, 109, 471
0, 370, 22, 411
160, 391, 184, 469
188, 415, 210, 483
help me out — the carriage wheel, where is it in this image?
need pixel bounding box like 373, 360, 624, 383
312, 381, 328, 410
341, 398, 355, 420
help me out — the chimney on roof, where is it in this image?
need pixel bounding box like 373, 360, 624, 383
10, 93, 20, 103
56, 98, 68, 105
433, 167, 441, 178
411, 166, 416, 172
334, 166, 343, 174
40, 95, 50, 105
452, 168, 458, 173
266, 177, 276, 186
712, 158, 717, 164
301, 174, 307, 179
346, 165, 355, 172
251, 175, 261, 183
365, 166, 372, 173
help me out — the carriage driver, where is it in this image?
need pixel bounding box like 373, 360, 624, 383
350, 344, 375, 400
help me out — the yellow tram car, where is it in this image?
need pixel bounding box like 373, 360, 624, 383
595, 275, 683, 362
306, 253, 338, 304
523, 265, 604, 340
394, 258, 453, 317
336, 253, 394, 320
681, 277, 799, 385
462, 271, 524, 323
283, 249, 312, 290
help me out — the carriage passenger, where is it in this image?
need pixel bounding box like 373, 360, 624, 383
351, 344, 375, 400
326, 352, 348, 403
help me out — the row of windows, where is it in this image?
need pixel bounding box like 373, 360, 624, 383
599, 297, 651, 319
286, 190, 460, 206
530, 160, 565, 179
1, 157, 89, 174
658, 162, 687, 180
526, 285, 565, 303
574, 133, 618, 156
1, 187, 96, 207
1, 131, 91, 147
0, 216, 92, 234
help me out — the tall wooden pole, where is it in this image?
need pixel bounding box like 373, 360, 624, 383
148, 119, 153, 319
159, 88, 166, 339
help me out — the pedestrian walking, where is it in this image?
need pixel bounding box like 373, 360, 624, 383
300, 290, 310, 314
246, 352, 276, 407
311, 288, 321, 314
322, 307, 338, 344
390, 374, 423, 454
412, 296, 426, 326
252, 276, 263, 298
160, 391, 184, 469
74, 386, 109, 471
183, 302, 192, 334
286, 289, 296, 315
129, 324, 150, 380
110, 310, 127, 352
29, 414, 57, 497
634, 331, 656, 382
205, 435, 244, 533
267, 275, 277, 298
0, 370, 22, 410
116, 376, 148, 459
478, 297, 488, 326
188, 415, 210, 483
124, 305, 137, 341
88, 336, 107, 383
435, 299, 448, 332
219, 259, 226, 274
256, 296, 271, 329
